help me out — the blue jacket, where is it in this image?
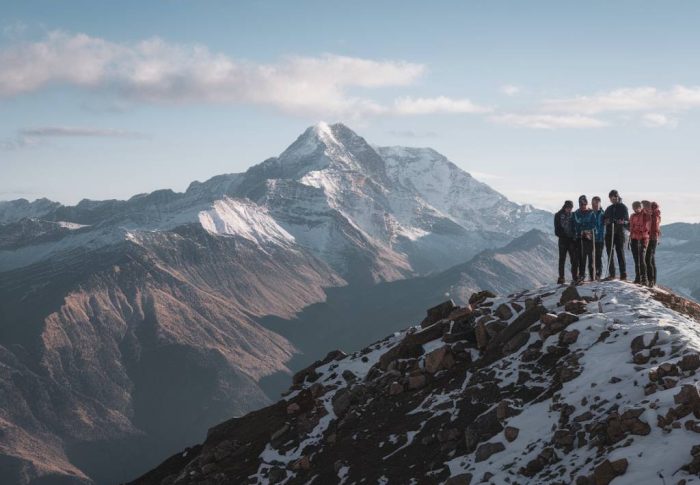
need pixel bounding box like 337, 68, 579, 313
592, 209, 605, 242
573, 208, 597, 239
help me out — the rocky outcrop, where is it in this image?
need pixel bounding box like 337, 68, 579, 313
127, 282, 700, 485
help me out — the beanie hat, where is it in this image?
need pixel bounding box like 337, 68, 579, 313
579, 195, 588, 205
564, 200, 574, 209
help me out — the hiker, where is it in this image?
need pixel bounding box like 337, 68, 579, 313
646, 201, 661, 287
573, 195, 596, 283
603, 190, 629, 280
554, 200, 577, 284
591, 196, 606, 280
629, 201, 650, 285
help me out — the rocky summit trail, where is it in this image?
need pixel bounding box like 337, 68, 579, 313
129, 281, 700, 485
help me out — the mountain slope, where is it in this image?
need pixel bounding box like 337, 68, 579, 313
129, 281, 700, 485
0, 226, 341, 485
257, 229, 558, 380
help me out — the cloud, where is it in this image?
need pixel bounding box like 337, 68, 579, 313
489, 113, 608, 129
501, 85, 521, 96
0, 31, 431, 118
641, 113, 678, 128
2, 126, 148, 150
393, 96, 491, 115
19, 126, 147, 138
542, 86, 700, 115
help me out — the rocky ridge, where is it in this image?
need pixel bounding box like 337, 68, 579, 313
129, 281, 700, 485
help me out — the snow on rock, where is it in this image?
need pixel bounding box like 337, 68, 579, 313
198, 197, 295, 246
128, 281, 700, 485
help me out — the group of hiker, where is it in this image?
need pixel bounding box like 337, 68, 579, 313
554, 190, 661, 287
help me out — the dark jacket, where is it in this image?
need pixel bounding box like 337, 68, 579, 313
554, 209, 575, 239
603, 202, 630, 235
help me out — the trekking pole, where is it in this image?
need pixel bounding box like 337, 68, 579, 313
592, 228, 596, 282
607, 222, 615, 278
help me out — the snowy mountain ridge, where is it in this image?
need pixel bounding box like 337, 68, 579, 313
0, 122, 551, 281
129, 281, 700, 485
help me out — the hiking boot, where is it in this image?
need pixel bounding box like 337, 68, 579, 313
557, 277, 565, 285
633, 277, 641, 284
603, 275, 615, 281
620, 273, 627, 281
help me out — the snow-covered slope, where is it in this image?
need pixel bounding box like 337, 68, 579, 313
129, 281, 700, 484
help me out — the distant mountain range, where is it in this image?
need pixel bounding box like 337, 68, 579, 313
1, 122, 690, 484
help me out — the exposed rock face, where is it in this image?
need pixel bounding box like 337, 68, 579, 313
0, 228, 341, 485
128, 282, 700, 485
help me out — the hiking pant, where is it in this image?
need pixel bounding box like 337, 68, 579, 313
577, 238, 594, 279
605, 231, 627, 277
594, 241, 604, 279
646, 239, 658, 284
631, 239, 648, 283
558, 237, 578, 280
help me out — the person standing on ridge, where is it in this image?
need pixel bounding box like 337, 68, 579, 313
591, 196, 606, 280
573, 195, 596, 284
603, 190, 629, 281
646, 200, 661, 287
629, 201, 650, 285
554, 200, 577, 284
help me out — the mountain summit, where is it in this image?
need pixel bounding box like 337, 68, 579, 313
129, 281, 700, 485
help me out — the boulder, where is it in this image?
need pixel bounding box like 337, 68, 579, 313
559, 329, 580, 345
475, 441, 505, 462
504, 426, 519, 442
593, 458, 628, 485
424, 346, 454, 374
421, 299, 456, 328
494, 303, 514, 320
680, 353, 700, 372
630, 332, 658, 354
564, 300, 588, 315
560, 285, 581, 305
469, 290, 496, 307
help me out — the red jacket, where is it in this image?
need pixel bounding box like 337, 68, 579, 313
650, 204, 661, 240
630, 210, 651, 243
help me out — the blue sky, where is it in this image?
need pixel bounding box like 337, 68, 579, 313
2, 1, 700, 222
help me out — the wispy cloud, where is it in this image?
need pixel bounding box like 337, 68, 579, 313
1, 125, 148, 150
641, 113, 678, 128
19, 126, 147, 138
489, 113, 608, 129
542, 86, 700, 115
392, 96, 491, 115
